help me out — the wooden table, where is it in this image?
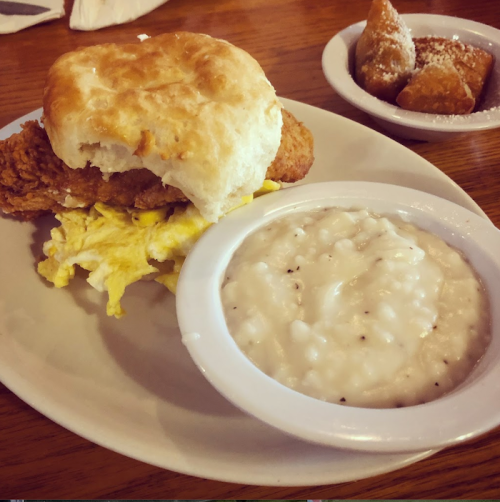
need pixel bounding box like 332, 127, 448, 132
1, 0, 500, 498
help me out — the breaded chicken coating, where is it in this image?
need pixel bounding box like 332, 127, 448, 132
0, 109, 314, 220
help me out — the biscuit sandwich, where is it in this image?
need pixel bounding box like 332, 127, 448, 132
0, 32, 314, 316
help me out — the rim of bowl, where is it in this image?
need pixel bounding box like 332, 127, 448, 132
176, 181, 500, 453
322, 13, 500, 133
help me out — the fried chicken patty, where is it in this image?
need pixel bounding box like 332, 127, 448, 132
0, 109, 313, 220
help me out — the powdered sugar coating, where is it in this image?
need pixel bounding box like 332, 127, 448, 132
355, 0, 416, 102
413, 36, 494, 105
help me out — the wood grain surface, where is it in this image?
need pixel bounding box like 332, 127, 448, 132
1, 0, 500, 498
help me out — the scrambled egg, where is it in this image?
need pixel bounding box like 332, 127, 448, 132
37, 180, 280, 318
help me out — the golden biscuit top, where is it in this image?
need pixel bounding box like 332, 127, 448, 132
44, 32, 277, 163
41, 32, 283, 221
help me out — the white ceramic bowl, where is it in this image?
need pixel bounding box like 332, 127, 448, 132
322, 14, 500, 141
177, 181, 500, 453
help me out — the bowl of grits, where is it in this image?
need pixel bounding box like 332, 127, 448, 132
176, 181, 500, 453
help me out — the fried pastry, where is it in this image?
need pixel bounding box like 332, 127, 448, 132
396, 60, 475, 114
355, 0, 416, 103
414, 36, 494, 103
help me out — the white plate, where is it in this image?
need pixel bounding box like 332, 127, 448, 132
0, 99, 488, 486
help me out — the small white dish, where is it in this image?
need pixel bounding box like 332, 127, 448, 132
322, 14, 500, 141
177, 181, 500, 453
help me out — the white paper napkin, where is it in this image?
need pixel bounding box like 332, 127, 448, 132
0, 0, 64, 34
69, 0, 169, 31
